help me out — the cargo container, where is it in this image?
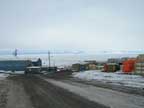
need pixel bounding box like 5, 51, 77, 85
122, 59, 136, 73
104, 63, 120, 72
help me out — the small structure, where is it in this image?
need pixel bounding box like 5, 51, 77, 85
104, 63, 120, 72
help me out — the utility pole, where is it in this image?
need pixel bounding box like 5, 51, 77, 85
48, 51, 51, 67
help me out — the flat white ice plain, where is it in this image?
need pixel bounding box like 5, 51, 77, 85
73, 70, 144, 88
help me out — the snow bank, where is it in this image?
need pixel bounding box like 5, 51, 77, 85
73, 70, 144, 88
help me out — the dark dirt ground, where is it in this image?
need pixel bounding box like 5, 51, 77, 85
0, 80, 9, 108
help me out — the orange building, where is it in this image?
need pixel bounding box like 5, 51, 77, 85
122, 59, 136, 73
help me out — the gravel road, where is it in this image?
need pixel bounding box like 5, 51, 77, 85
0, 75, 108, 108
40, 77, 144, 108
0, 72, 144, 108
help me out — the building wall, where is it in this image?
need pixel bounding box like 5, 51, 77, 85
0, 60, 32, 71
122, 59, 136, 73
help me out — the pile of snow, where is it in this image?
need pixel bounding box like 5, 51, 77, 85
73, 70, 144, 88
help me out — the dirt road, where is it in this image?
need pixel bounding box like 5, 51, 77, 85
0, 80, 9, 108
0, 75, 108, 108
0, 73, 144, 108
41, 72, 144, 108
41, 77, 144, 108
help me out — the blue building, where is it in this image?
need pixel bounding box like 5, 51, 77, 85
0, 60, 32, 71
0, 58, 42, 72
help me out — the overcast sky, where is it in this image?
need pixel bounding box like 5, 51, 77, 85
0, 0, 144, 51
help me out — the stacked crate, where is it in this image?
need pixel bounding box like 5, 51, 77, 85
135, 62, 144, 74
135, 54, 144, 75
104, 63, 120, 72
72, 63, 87, 72
96, 65, 104, 71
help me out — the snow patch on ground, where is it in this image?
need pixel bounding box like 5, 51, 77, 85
0, 70, 24, 80
0, 73, 9, 80
72, 70, 144, 88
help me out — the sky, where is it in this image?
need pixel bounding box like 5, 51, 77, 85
0, 0, 144, 52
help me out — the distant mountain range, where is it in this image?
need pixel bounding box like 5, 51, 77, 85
98, 50, 144, 54
0, 49, 144, 55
